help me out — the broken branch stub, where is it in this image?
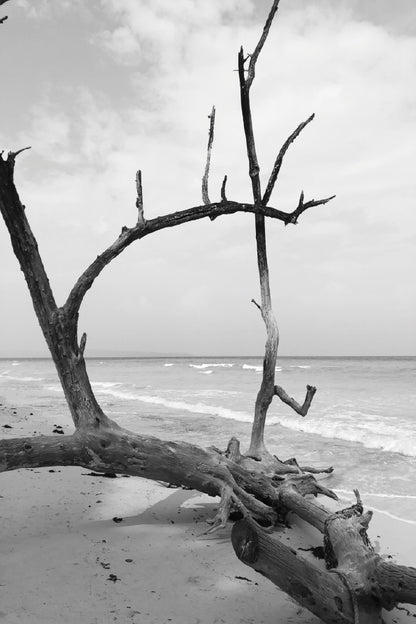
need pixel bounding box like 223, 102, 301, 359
274, 384, 316, 417
136, 170, 145, 225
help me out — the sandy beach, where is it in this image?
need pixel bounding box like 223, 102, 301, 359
1, 400, 415, 624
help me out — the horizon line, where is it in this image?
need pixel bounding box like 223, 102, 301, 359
0, 354, 414, 360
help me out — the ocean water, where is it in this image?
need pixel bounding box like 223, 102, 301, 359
1, 356, 415, 524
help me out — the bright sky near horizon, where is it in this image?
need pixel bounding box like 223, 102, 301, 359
0, 0, 415, 357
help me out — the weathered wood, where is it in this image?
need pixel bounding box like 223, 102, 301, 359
324, 505, 382, 623
236, 1, 333, 459
0, 429, 331, 527
232, 519, 355, 623
279, 485, 416, 619
237, 15, 280, 459
280, 484, 330, 533
375, 561, 416, 607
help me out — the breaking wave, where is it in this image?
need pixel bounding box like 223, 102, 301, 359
189, 363, 234, 369
242, 364, 282, 373
335, 489, 416, 500
94, 386, 256, 423
272, 412, 416, 458
48, 382, 416, 459
0, 373, 44, 382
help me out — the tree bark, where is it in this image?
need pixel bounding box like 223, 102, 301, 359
238, 37, 280, 459
0, 428, 335, 529
232, 519, 356, 623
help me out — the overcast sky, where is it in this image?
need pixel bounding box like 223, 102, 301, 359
0, 0, 415, 357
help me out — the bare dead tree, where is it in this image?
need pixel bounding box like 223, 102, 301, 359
1, 2, 415, 622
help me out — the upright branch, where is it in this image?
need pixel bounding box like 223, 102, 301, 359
0, 150, 57, 329
238, 4, 281, 459
136, 169, 145, 225
202, 106, 216, 205
238, 1, 334, 459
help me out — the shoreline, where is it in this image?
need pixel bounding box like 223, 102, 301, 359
1, 400, 416, 622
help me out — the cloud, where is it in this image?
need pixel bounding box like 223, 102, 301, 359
14, 0, 83, 19
1, 0, 415, 355
17, 105, 72, 162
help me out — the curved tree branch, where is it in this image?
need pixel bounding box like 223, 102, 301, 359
62, 196, 326, 319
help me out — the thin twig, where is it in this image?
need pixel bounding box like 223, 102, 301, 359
251, 298, 262, 312
263, 114, 315, 205
202, 106, 216, 205
246, 0, 281, 89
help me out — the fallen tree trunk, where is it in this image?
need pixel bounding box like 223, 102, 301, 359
232, 487, 416, 622
0, 427, 334, 529
232, 518, 356, 623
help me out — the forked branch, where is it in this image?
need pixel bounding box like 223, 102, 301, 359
286, 190, 336, 225
238, 0, 334, 459
238, 0, 279, 458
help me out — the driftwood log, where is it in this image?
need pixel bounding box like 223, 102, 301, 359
1, 1, 415, 623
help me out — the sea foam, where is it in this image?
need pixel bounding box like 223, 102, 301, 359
272, 412, 416, 458
95, 386, 255, 423
189, 363, 234, 369
242, 364, 263, 372
0, 373, 44, 382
